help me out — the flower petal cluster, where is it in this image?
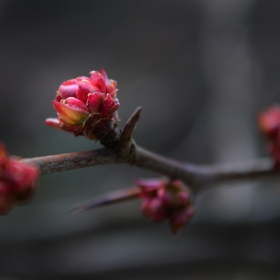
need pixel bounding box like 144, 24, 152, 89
137, 179, 194, 234
0, 144, 39, 214
46, 69, 120, 140
258, 105, 280, 165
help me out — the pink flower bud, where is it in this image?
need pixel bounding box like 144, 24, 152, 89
142, 197, 168, 222
258, 105, 280, 165
6, 160, 38, 202
258, 105, 280, 139
47, 70, 120, 142
0, 144, 39, 215
138, 179, 194, 234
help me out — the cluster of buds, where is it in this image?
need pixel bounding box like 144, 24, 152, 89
46, 69, 120, 143
0, 144, 39, 214
258, 105, 280, 165
137, 179, 194, 234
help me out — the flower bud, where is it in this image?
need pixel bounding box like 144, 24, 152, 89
258, 105, 280, 139
0, 144, 39, 215
6, 160, 38, 202
258, 105, 280, 165
47, 69, 120, 142
138, 179, 194, 234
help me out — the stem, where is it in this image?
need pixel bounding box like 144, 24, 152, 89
20, 108, 278, 191
21, 148, 117, 175
21, 144, 277, 191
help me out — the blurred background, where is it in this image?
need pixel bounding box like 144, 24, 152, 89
1, 0, 280, 279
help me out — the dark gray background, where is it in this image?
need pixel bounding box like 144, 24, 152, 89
1, 0, 280, 279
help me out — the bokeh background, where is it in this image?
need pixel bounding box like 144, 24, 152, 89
1, 0, 280, 279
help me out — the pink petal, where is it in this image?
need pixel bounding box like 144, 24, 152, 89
56, 79, 78, 101
101, 69, 117, 97
66, 97, 88, 111
52, 100, 89, 125
45, 118, 61, 130
89, 71, 106, 93
76, 79, 95, 103
87, 92, 105, 113
100, 93, 116, 118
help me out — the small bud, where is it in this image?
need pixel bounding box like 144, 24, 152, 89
258, 105, 280, 165
138, 179, 194, 234
47, 69, 120, 143
258, 105, 280, 139
0, 144, 39, 215
6, 160, 39, 202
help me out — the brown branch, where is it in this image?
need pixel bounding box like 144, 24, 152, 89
21, 148, 118, 175
20, 108, 278, 191
21, 144, 277, 191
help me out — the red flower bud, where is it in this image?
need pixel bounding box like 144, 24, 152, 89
0, 144, 39, 215
258, 105, 280, 139
47, 69, 120, 142
138, 179, 194, 234
5, 160, 38, 201
258, 105, 280, 165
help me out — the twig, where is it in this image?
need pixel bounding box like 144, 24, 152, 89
71, 187, 140, 214
20, 108, 278, 192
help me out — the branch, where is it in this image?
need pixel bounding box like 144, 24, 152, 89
22, 145, 277, 191
20, 108, 278, 191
